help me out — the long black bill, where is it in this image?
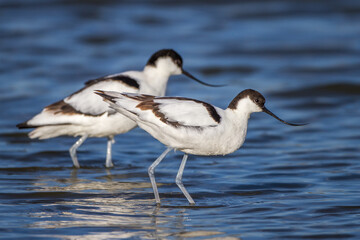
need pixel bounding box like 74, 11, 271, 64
182, 69, 225, 87
263, 107, 307, 126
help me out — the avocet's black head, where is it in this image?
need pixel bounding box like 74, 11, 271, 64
228, 89, 306, 126
146, 49, 224, 87
147, 49, 183, 68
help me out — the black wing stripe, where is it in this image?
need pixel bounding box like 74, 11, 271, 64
85, 75, 139, 89
68, 74, 140, 99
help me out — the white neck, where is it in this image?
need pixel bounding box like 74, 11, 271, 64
141, 65, 172, 96
225, 98, 254, 136
227, 99, 253, 120
221, 106, 251, 154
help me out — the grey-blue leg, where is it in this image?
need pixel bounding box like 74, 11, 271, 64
175, 154, 195, 205
148, 147, 173, 205
69, 135, 88, 168
105, 136, 115, 168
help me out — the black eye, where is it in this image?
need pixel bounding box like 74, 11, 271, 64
255, 99, 259, 103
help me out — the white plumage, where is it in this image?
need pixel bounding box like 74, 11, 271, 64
96, 89, 305, 205
17, 49, 220, 168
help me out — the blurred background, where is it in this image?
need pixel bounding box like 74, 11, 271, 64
1, 0, 360, 239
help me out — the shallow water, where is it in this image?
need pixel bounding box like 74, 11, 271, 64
1, 0, 360, 239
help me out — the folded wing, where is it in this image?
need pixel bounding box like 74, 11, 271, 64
120, 94, 222, 128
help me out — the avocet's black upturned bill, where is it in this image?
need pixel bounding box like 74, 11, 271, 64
95, 89, 306, 205
17, 49, 221, 168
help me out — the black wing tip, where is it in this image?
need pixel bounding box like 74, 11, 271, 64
16, 122, 31, 129
94, 90, 116, 103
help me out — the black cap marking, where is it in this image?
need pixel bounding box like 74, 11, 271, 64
146, 49, 183, 67
228, 89, 265, 110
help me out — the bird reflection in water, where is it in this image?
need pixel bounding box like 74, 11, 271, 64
29, 169, 234, 239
